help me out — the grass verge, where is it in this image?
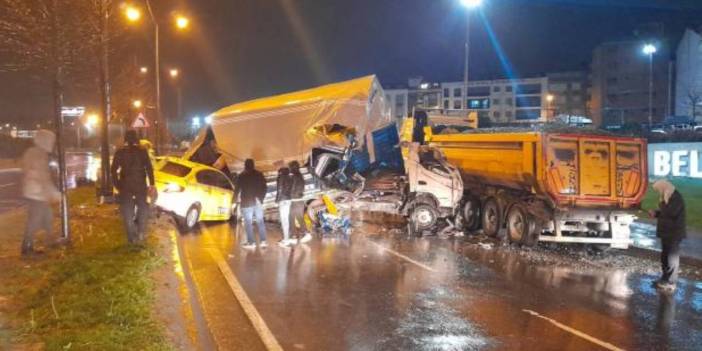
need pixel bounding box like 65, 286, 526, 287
0, 188, 173, 351
641, 178, 702, 233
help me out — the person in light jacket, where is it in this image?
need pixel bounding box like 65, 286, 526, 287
649, 179, 687, 291
21, 129, 61, 256
275, 166, 293, 247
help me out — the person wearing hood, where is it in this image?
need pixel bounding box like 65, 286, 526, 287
21, 129, 62, 256
648, 179, 687, 291
110, 130, 155, 245
235, 158, 267, 249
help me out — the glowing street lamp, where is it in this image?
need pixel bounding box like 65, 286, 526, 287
140, 66, 148, 74
460, 0, 483, 8
85, 114, 99, 129
169, 68, 179, 79
175, 15, 190, 30
132, 99, 143, 109
125, 5, 142, 22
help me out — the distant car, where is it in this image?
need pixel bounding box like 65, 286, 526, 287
153, 157, 236, 231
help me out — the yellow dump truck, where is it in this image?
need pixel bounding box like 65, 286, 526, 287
422, 126, 647, 249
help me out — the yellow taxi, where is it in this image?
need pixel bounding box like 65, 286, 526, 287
153, 157, 236, 231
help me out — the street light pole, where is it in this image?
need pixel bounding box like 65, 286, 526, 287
460, 0, 482, 111
463, 11, 470, 111
98, 0, 112, 201
145, 0, 162, 154
648, 51, 654, 126
642, 43, 657, 126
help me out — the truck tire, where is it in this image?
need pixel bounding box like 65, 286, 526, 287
462, 198, 481, 232
506, 204, 533, 245
481, 198, 501, 237
410, 203, 438, 233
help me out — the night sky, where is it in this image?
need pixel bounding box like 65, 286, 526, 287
2, 0, 702, 126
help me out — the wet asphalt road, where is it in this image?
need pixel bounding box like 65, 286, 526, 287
177, 217, 702, 351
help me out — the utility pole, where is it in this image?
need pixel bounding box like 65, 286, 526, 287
145, 0, 162, 154
51, 0, 69, 240
98, 0, 113, 201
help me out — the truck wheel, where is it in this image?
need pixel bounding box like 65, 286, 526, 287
462, 198, 481, 232
410, 204, 438, 232
506, 204, 533, 245
482, 198, 501, 237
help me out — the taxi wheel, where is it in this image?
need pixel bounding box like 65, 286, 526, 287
177, 204, 200, 232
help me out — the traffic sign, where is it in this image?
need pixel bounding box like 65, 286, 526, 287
131, 112, 151, 128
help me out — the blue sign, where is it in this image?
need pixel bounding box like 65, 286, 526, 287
648, 142, 702, 179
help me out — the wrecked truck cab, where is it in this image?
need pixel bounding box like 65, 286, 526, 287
401, 142, 464, 235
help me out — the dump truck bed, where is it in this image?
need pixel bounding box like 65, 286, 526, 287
425, 130, 648, 210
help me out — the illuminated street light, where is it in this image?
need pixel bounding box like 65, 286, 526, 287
460, 0, 483, 8
85, 114, 99, 129
546, 94, 555, 102
140, 66, 148, 74
191, 116, 201, 128
124, 5, 142, 22
175, 15, 190, 30
169, 68, 179, 79
642, 43, 657, 55
133, 99, 143, 109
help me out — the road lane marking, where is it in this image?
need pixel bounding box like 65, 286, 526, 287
522, 309, 625, 351
208, 248, 283, 351
0, 183, 17, 189
368, 241, 437, 273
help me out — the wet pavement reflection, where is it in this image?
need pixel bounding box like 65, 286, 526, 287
176, 215, 702, 351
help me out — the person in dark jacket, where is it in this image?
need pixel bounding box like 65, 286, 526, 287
110, 130, 155, 245
288, 161, 312, 244
276, 166, 293, 247
235, 159, 267, 249
648, 179, 686, 291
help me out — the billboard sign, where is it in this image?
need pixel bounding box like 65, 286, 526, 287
61, 106, 85, 117
649, 142, 702, 179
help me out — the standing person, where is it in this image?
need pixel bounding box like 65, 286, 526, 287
648, 179, 686, 292
275, 166, 293, 247
236, 159, 267, 249
289, 161, 312, 244
20, 129, 62, 256
110, 130, 155, 245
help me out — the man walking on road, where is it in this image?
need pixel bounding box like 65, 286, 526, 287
649, 179, 686, 292
276, 166, 293, 247
20, 129, 62, 256
289, 161, 312, 244
236, 159, 267, 249
111, 130, 155, 245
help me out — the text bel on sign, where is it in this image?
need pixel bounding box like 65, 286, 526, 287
653, 150, 702, 178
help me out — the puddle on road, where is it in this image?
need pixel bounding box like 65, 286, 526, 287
377, 286, 493, 351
